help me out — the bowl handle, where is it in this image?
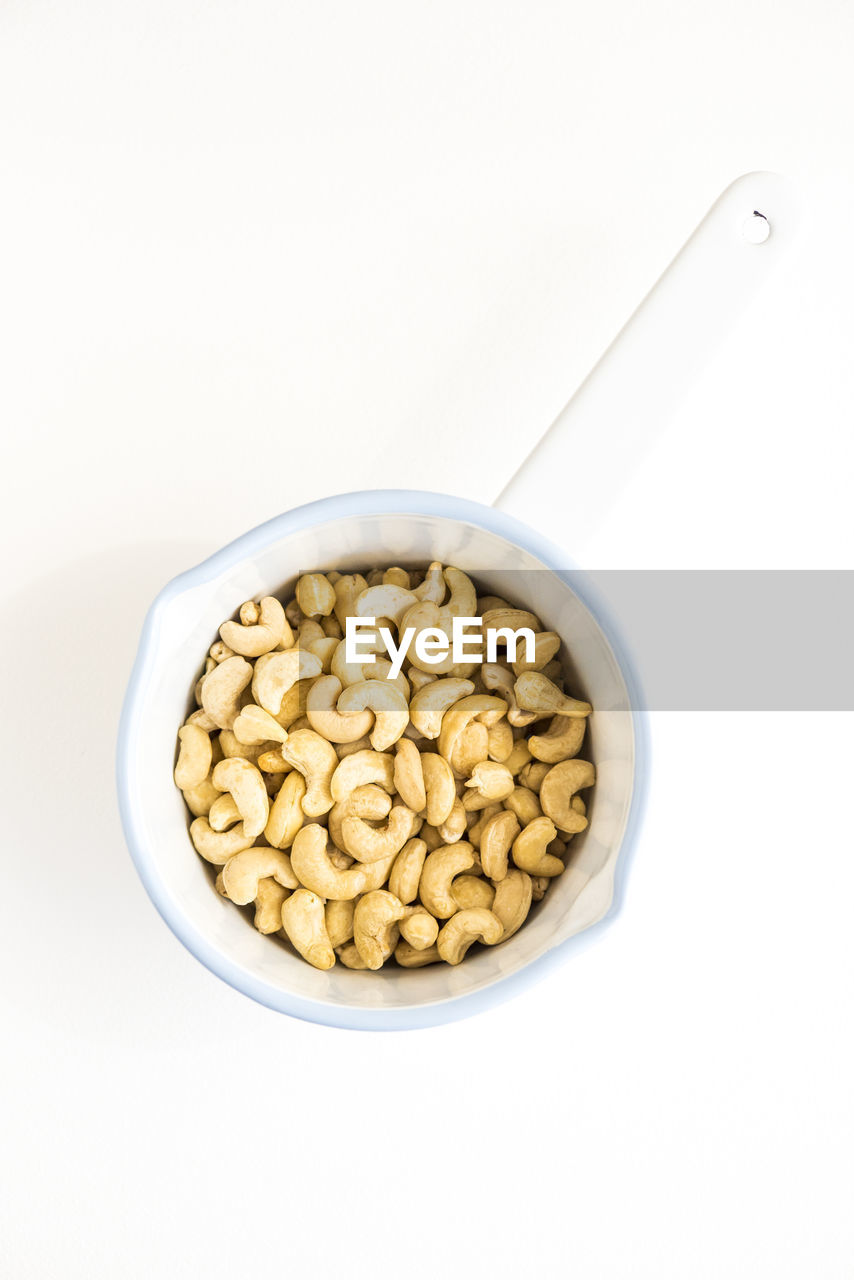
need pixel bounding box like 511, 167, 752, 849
492, 171, 802, 558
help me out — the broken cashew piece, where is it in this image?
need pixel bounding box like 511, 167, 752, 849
436, 907, 503, 964
281, 888, 335, 969
353, 890, 406, 969
212, 757, 270, 839
220, 596, 288, 657
221, 846, 298, 904
174, 723, 213, 790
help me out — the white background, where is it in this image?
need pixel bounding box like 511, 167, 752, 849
1, 3, 853, 1277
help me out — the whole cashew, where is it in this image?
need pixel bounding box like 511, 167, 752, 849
399, 600, 456, 676
220, 596, 289, 657
438, 567, 477, 623
419, 842, 476, 918
337, 941, 369, 969
295, 573, 336, 618
200, 655, 254, 730
388, 837, 428, 905
464, 760, 515, 804
449, 721, 489, 777
479, 810, 521, 881
491, 869, 533, 940
514, 672, 592, 719
340, 804, 416, 864
325, 898, 356, 949
306, 674, 374, 743
398, 906, 439, 950
290, 824, 371, 899
408, 678, 475, 739
436, 907, 503, 964
189, 817, 255, 865
512, 816, 563, 877
221, 847, 299, 904
503, 739, 533, 776
280, 888, 335, 969
519, 761, 551, 792
505, 785, 543, 826
328, 783, 393, 849
281, 729, 339, 816
436, 797, 467, 844
232, 704, 289, 747
486, 719, 514, 763
353, 890, 406, 969
337, 680, 409, 751
539, 759, 595, 833
395, 940, 441, 967
330, 749, 396, 804
332, 573, 368, 629
420, 753, 456, 827
466, 802, 503, 850
264, 769, 307, 849
252, 649, 323, 716
355, 583, 418, 625
481, 606, 541, 634
218, 728, 271, 765
181, 774, 221, 818
451, 874, 495, 912
208, 793, 242, 831
253, 878, 291, 933
393, 739, 426, 812
511, 630, 561, 677
174, 723, 213, 790
212, 757, 270, 839
527, 715, 587, 764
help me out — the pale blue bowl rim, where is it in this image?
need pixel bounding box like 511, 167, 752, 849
116, 489, 650, 1031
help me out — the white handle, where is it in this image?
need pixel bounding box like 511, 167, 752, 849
493, 172, 802, 557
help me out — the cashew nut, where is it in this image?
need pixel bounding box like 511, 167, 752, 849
512, 816, 563, 877
486, 719, 514, 763
265, 769, 307, 849
289, 824, 370, 899
505, 785, 543, 825
337, 680, 409, 751
394, 940, 441, 967
436, 907, 503, 964
332, 573, 368, 628
527, 715, 587, 764
200, 655, 254, 730
340, 804, 415, 864
281, 729, 339, 817
437, 694, 507, 764
330, 749, 396, 804
491, 869, 533, 940
437, 796, 467, 844
464, 760, 514, 804
514, 672, 592, 719
388, 837, 429, 905
408, 677, 475, 739
337, 941, 369, 969
295, 573, 336, 618
181, 773, 221, 817
450, 721, 489, 777
398, 906, 439, 950
328, 783, 393, 849
479, 810, 521, 881
511, 630, 561, 677
220, 596, 289, 657
353, 890, 406, 969
253, 878, 291, 933
539, 759, 595, 833
189, 817, 255, 865
174, 723, 213, 790
221, 846, 299, 904
325, 898, 356, 949
208, 793, 242, 831
481, 663, 538, 728
232, 703, 290, 746
419, 842, 476, 918
355, 583, 418, 625
212, 757, 269, 839
451, 874, 495, 911
252, 649, 323, 716
393, 739, 426, 813
306, 674, 374, 743
412, 561, 445, 604
280, 888, 335, 969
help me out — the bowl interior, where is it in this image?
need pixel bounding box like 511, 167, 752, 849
122, 503, 637, 1016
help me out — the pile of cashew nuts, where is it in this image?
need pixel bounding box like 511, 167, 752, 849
174, 564, 595, 971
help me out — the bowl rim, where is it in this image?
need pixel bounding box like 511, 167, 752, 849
116, 488, 650, 1030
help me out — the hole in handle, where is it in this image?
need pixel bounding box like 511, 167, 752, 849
742, 210, 771, 244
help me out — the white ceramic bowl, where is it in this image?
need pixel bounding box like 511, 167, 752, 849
117, 490, 647, 1029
